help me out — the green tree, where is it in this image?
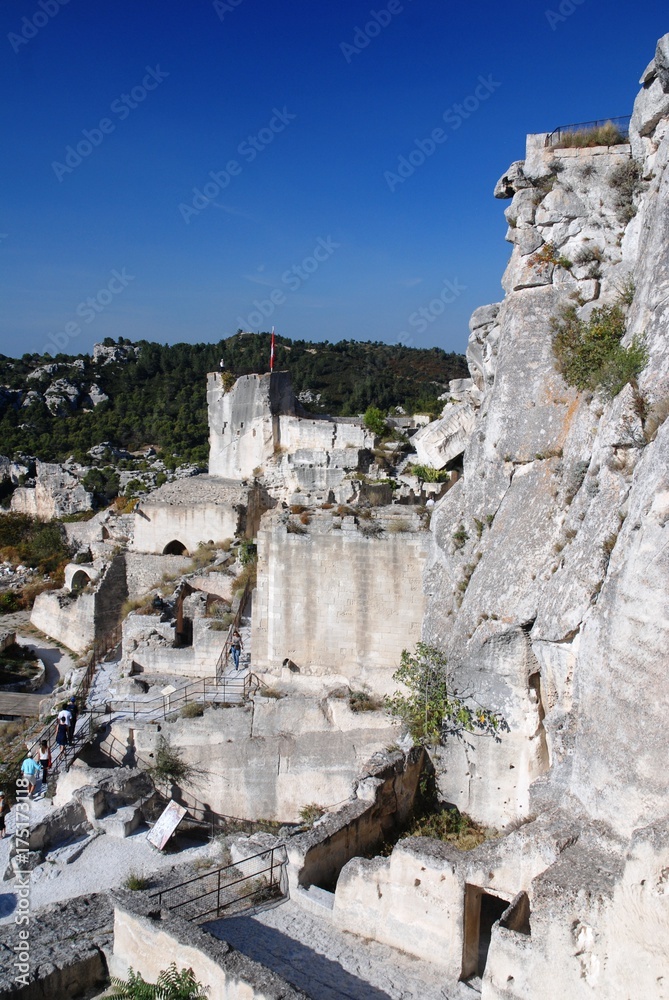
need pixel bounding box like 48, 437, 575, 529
385, 643, 507, 747
109, 963, 209, 999
363, 405, 388, 437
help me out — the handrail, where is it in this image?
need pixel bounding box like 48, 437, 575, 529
545, 115, 631, 147
21, 621, 122, 776
105, 671, 253, 721
216, 577, 252, 681
149, 844, 288, 921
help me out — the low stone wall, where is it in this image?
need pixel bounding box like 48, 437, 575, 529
0, 893, 112, 1000
123, 552, 191, 600
287, 747, 425, 893
110, 894, 308, 999
331, 815, 568, 977
30, 589, 96, 653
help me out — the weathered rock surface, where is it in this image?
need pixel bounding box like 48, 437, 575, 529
418, 34, 669, 1000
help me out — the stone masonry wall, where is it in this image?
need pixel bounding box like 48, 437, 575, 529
252, 515, 429, 695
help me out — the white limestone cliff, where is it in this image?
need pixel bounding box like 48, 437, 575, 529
418, 33, 669, 999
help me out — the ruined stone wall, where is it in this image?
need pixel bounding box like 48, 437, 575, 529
124, 694, 399, 821
111, 898, 307, 1000
124, 552, 191, 599
207, 370, 295, 479
252, 515, 429, 694
10, 461, 93, 519
30, 589, 96, 653
132, 500, 240, 555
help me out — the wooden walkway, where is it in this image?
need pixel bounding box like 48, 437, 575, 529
0, 691, 47, 719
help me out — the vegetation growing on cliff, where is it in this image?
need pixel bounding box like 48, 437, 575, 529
386, 643, 507, 747
0, 336, 467, 466
552, 302, 647, 397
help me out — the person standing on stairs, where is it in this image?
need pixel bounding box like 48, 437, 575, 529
230, 628, 243, 670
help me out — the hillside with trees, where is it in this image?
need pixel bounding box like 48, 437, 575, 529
0, 335, 467, 466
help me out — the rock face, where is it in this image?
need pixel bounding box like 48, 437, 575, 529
10, 460, 93, 519
417, 35, 669, 999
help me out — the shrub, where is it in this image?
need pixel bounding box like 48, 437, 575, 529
299, 803, 324, 825
349, 690, 384, 713
109, 963, 209, 999
385, 643, 507, 747
406, 464, 450, 483
552, 303, 647, 397
150, 735, 197, 787
406, 806, 495, 851
609, 160, 644, 224
363, 406, 388, 437
181, 701, 204, 719
123, 872, 149, 891
0, 591, 20, 614
530, 243, 571, 270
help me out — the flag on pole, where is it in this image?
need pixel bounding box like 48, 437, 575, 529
270, 327, 275, 372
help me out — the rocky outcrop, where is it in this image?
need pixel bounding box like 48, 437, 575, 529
418, 33, 669, 1000
10, 460, 92, 519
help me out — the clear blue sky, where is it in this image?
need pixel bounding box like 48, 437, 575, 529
1, 0, 666, 359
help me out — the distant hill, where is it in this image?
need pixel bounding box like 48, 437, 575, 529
0, 335, 468, 465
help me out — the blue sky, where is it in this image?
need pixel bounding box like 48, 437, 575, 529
0, 0, 666, 359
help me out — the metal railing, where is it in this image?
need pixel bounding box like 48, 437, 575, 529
20, 621, 122, 777
216, 577, 252, 682
150, 844, 288, 922
106, 671, 253, 721
545, 116, 631, 147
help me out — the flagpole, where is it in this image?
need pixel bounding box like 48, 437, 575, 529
270, 327, 275, 372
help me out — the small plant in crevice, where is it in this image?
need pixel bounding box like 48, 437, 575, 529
299, 803, 325, 826
608, 159, 645, 225
530, 242, 571, 271
349, 690, 384, 713
452, 525, 469, 549
123, 872, 150, 891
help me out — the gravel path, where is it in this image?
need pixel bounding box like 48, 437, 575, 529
206, 899, 469, 1000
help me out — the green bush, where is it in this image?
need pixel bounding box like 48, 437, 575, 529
407, 464, 450, 483
109, 963, 209, 999
363, 405, 388, 437
385, 643, 507, 747
609, 160, 644, 225
552, 303, 647, 397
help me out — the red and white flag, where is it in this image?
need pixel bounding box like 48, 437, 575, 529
270, 327, 275, 371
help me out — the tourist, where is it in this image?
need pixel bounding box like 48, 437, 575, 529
67, 696, 78, 744
0, 792, 7, 839
56, 704, 71, 747
230, 629, 243, 670
38, 740, 52, 785
20, 755, 41, 798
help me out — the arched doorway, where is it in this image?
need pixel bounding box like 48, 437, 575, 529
163, 540, 188, 556
71, 569, 91, 592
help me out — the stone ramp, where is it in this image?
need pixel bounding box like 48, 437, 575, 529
206, 898, 463, 1000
